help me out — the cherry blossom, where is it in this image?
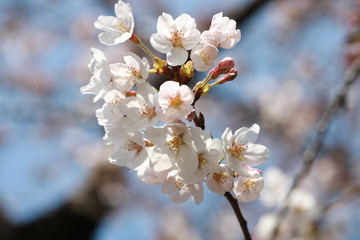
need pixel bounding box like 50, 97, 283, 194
205, 12, 241, 49
190, 42, 218, 72
150, 13, 200, 66
110, 53, 150, 92
184, 137, 223, 184
136, 159, 169, 185
156, 81, 194, 123
80, 48, 127, 102
206, 164, 234, 195
104, 128, 148, 170
94, 0, 134, 45
222, 124, 269, 177
161, 170, 204, 205
143, 124, 202, 176
117, 82, 158, 130
233, 168, 264, 202
96, 101, 124, 129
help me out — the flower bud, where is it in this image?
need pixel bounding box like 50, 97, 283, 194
209, 57, 235, 79
213, 68, 237, 85
179, 60, 195, 85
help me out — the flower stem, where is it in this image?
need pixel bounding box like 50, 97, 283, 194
130, 34, 157, 60
224, 192, 252, 240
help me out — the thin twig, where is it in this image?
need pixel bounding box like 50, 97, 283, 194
271, 56, 360, 240
225, 192, 252, 240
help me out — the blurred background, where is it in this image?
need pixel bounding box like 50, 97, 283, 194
1, 0, 360, 239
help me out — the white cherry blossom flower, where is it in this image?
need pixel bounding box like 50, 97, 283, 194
80, 48, 128, 102
150, 13, 200, 66
118, 82, 158, 130
104, 128, 148, 170
206, 12, 241, 49
190, 42, 218, 72
162, 170, 204, 205
144, 124, 206, 178
156, 81, 194, 123
222, 124, 269, 177
136, 159, 169, 184
206, 164, 234, 195
94, 0, 134, 45
233, 168, 264, 202
110, 53, 150, 92
96, 101, 124, 129
184, 136, 223, 184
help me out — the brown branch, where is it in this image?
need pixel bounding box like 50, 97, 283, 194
271, 56, 360, 240
225, 192, 252, 240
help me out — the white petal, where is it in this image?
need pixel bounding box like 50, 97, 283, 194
157, 13, 174, 38
182, 29, 201, 50
221, 127, 233, 147
244, 143, 269, 166
190, 183, 204, 205
167, 47, 188, 66
150, 33, 173, 54
234, 125, 259, 144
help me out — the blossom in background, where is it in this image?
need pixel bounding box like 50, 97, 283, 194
162, 170, 204, 205
80, 48, 127, 102
222, 124, 269, 177
104, 128, 148, 170
150, 13, 200, 66
233, 168, 264, 202
206, 164, 234, 195
94, 0, 134, 45
156, 81, 194, 123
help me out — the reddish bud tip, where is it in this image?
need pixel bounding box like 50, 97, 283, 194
209, 57, 235, 79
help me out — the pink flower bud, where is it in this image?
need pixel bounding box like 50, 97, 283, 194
216, 68, 237, 84
209, 57, 235, 79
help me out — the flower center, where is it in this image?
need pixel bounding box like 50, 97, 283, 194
128, 66, 141, 79
174, 177, 188, 191
213, 172, 228, 185
167, 134, 184, 153
140, 105, 156, 119
243, 178, 256, 193
168, 94, 183, 108
199, 50, 210, 64
114, 18, 130, 33
124, 139, 143, 153
230, 143, 247, 160
170, 30, 184, 46
197, 153, 207, 168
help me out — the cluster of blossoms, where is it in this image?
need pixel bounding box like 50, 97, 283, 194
81, 0, 269, 205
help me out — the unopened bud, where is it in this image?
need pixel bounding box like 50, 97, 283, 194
180, 61, 194, 78
179, 61, 195, 84
214, 68, 237, 85
209, 57, 235, 79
